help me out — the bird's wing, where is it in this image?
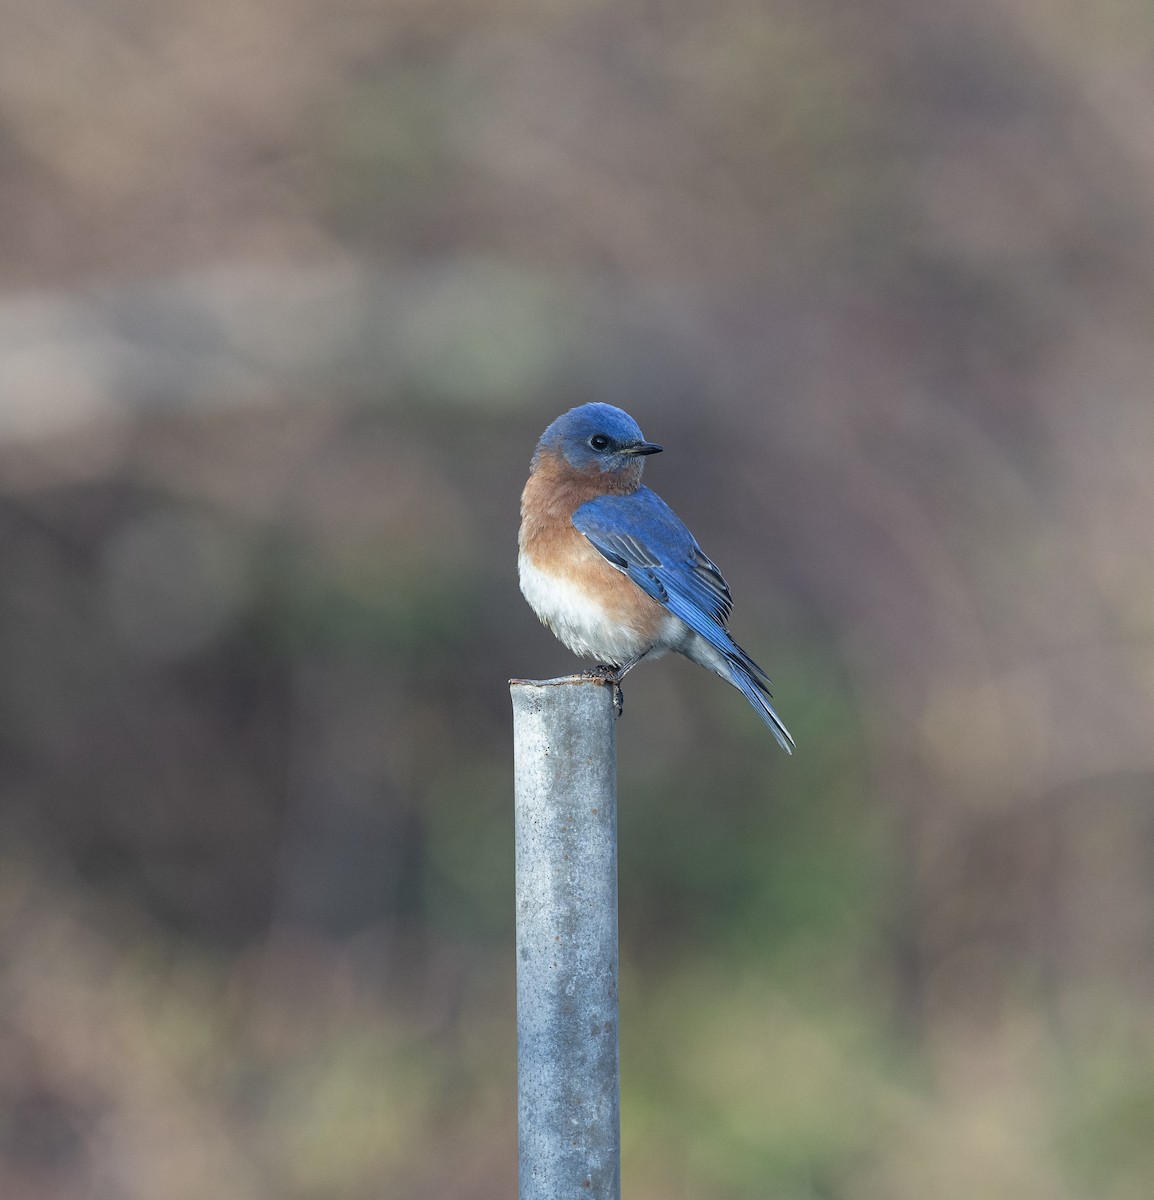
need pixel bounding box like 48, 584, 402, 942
574, 487, 791, 751
572, 487, 734, 630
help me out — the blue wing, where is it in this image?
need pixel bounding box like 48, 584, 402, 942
573, 488, 793, 751
574, 487, 733, 627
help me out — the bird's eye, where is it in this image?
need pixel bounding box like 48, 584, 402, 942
589, 434, 611, 451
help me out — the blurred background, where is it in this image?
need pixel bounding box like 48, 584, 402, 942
2, 0, 1154, 1196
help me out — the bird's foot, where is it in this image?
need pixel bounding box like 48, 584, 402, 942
582, 664, 625, 716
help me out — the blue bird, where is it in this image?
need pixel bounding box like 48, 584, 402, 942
519, 403, 794, 752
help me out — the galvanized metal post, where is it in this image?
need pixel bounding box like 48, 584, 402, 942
511, 675, 620, 1200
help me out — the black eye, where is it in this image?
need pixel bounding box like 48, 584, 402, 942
589, 434, 610, 451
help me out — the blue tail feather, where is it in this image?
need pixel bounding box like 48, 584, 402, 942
723, 658, 795, 754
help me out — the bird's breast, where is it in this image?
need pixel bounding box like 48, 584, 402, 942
518, 450, 672, 662
519, 526, 670, 665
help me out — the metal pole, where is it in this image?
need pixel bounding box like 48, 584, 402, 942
511, 675, 620, 1200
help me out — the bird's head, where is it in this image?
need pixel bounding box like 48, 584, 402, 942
533, 403, 663, 477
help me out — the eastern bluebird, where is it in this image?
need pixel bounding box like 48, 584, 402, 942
518, 403, 794, 752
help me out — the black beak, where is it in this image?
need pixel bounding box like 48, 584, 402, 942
623, 441, 663, 456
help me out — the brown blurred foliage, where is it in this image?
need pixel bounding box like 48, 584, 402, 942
2, 0, 1154, 1196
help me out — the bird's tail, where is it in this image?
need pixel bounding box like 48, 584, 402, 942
720, 648, 795, 754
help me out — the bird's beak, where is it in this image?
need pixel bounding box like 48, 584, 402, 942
622, 441, 663, 456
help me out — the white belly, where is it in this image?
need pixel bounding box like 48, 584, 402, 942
518, 551, 671, 665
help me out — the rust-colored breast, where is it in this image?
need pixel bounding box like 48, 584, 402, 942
519, 449, 668, 636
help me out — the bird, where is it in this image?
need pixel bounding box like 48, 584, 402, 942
518, 402, 794, 752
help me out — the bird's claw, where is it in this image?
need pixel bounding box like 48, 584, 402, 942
582, 664, 625, 717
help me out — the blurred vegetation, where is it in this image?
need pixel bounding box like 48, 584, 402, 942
2, 0, 1154, 1196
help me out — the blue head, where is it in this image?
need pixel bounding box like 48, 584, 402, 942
533, 403, 663, 475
